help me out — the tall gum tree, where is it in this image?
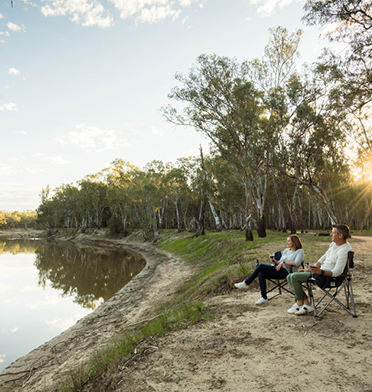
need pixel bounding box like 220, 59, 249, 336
303, 0, 372, 157
162, 27, 303, 238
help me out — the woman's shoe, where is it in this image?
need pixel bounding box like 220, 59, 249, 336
287, 303, 300, 314
234, 281, 248, 289
255, 297, 269, 305
295, 304, 314, 315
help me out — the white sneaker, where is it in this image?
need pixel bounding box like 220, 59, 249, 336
255, 297, 269, 305
295, 304, 314, 315
234, 281, 248, 289
287, 303, 300, 314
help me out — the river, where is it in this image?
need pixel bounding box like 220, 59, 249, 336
0, 238, 145, 372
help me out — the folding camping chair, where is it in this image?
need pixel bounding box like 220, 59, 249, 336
307, 251, 357, 317
264, 251, 303, 301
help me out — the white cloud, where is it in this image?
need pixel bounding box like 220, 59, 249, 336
0, 354, 5, 364
0, 183, 41, 210
0, 284, 13, 294
7, 22, 26, 32
151, 125, 164, 136
35, 0, 205, 26
32, 152, 71, 165
109, 0, 205, 23
19, 131, 27, 135
8, 68, 20, 76
54, 123, 128, 151
41, 0, 114, 28
25, 167, 45, 174
138, 4, 181, 23
0, 13, 4, 19
10, 327, 18, 333
0, 31, 10, 37
0, 164, 18, 176
248, 0, 301, 17
0, 103, 17, 111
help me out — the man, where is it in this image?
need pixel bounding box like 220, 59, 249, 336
286, 224, 353, 315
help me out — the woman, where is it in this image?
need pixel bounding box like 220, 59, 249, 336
234, 234, 304, 305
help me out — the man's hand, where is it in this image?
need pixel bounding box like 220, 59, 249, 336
310, 265, 322, 275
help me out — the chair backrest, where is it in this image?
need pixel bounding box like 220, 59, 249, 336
348, 251, 354, 269
324, 250, 354, 288
339, 251, 354, 278
274, 251, 282, 261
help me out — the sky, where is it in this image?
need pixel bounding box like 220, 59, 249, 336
0, 0, 328, 211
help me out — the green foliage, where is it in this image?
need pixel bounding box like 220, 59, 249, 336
0, 210, 38, 229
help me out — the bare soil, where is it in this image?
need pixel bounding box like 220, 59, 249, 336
1, 231, 372, 392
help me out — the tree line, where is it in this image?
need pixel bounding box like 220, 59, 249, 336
0, 210, 37, 230
36, 1, 372, 240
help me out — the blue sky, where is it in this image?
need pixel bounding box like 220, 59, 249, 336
0, 0, 326, 211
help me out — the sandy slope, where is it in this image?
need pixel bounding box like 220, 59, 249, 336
0, 231, 371, 392
0, 232, 193, 392
84, 235, 372, 392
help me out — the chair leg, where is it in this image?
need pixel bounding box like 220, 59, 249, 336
307, 282, 317, 316
313, 281, 357, 318
346, 279, 357, 318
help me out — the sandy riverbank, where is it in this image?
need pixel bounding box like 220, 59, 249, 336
1, 231, 371, 392
0, 230, 193, 392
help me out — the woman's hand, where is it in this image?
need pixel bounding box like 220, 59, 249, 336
275, 262, 283, 271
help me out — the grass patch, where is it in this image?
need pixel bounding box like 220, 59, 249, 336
58, 302, 212, 392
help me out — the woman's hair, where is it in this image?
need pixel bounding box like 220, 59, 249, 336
289, 234, 302, 250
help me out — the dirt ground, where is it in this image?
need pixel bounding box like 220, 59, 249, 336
0, 231, 372, 392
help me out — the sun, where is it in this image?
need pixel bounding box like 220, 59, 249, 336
353, 154, 372, 184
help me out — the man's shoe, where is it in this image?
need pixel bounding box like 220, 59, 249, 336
234, 281, 248, 289
287, 303, 300, 314
255, 297, 269, 305
295, 304, 314, 315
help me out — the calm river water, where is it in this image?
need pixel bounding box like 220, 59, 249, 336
0, 238, 146, 372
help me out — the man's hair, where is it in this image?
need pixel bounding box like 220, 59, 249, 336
333, 224, 350, 240
289, 234, 302, 250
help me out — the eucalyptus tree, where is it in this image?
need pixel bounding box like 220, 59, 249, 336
303, 0, 372, 153
78, 174, 109, 229
204, 154, 246, 230
273, 66, 352, 226
144, 160, 169, 230
171, 156, 202, 231
162, 27, 303, 238
0, 211, 6, 228
125, 161, 168, 240
103, 159, 139, 234
164, 165, 190, 231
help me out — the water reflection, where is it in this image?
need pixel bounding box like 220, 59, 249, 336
0, 239, 146, 372
34, 241, 146, 309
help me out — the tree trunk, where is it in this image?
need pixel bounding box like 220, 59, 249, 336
208, 197, 222, 231
257, 212, 266, 238
198, 199, 206, 236
271, 169, 285, 230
